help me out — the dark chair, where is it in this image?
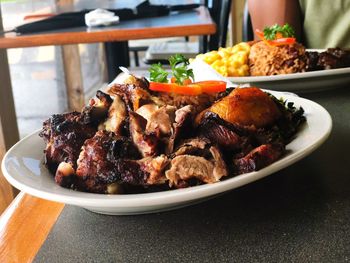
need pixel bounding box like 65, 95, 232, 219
242, 1, 254, 42
143, 0, 232, 65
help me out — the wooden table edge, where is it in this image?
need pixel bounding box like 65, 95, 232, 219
0, 192, 64, 262
0, 7, 216, 49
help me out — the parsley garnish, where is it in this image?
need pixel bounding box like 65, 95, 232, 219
169, 54, 194, 85
263, 23, 295, 40
149, 54, 194, 85
149, 62, 168, 83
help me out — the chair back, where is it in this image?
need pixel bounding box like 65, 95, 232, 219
200, 0, 232, 52
242, 0, 254, 41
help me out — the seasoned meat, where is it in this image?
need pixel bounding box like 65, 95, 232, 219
39, 74, 306, 195
103, 94, 128, 136
123, 74, 149, 90
167, 105, 196, 154
39, 112, 96, 173
146, 106, 176, 135
166, 138, 227, 188
107, 83, 154, 111
233, 143, 285, 174
81, 90, 113, 126
75, 130, 141, 193
306, 48, 350, 71
155, 92, 218, 113
198, 111, 251, 152
197, 87, 282, 128
129, 112, 159, 157
55, 162, 76, 188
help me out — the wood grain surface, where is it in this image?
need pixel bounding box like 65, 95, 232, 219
0, 6, 20, 215
0, 7, 215, 49
62, 44, 85, 111
0, 193, 64, 263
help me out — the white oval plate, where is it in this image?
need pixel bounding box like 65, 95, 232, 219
228, 67, 350, 93
1, 92, 332, 215
226, 49, 350, 92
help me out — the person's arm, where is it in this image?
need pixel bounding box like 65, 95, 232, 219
248, 0, 302, 41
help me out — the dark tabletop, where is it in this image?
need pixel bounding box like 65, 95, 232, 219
34, 87, 350, 263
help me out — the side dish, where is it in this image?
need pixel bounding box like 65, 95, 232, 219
195, 24, 350, 77
40, 61, 305, 194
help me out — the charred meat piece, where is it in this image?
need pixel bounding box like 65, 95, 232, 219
55, 162, 76, 188
198, 111, 252, 152
167, 105, 196, 154
39, 112, 96, 173
155, 92, 218, 113
123, 74, 149, 90
107, 83, 154, 111
81, 90, 113, 126
129, 112, 159, 157
103, 94, 128, 136
233, 143, 285, 174
166, 138, 227, 188
75, 130, 141, 193
146, 105, 176, 135
306, 48, 350, 71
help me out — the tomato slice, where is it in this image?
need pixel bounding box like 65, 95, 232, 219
175, 84, 202, 95
270, 37, 296, 46
194, 80, 226, 93
149, 82, 174, 93
255, 29, 296, 46
149, 80, 226, 95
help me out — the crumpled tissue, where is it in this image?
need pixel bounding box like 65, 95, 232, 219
85, 8, 119, 27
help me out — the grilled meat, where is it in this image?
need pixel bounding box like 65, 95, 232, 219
306, 48, 350, 71
166, 138, 227, 188
103, 94, 128, 136
129, 111, 160, 157
167, 105, 196, 154
40, 74, 306, 194
198, 111, 251, 152
39, 112, 96, 173
233, 143, 285, 174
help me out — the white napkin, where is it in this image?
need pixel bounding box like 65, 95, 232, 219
85, 9, 120, 27
189, 59, 243, 88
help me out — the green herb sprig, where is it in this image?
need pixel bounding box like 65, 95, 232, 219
263, 23, 295, 40
149, 54, 194, 85
149, 62, 168, 83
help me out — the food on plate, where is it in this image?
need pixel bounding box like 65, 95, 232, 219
248, 40, 307, 76
195, 24, 350, 77
196, 87, 282, 128
40, 60, 306, 194
194, 42, 251, 77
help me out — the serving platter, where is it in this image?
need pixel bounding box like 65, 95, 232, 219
1, 91, 332, 215
228, 67, 350, 92
227, 49, 350, 92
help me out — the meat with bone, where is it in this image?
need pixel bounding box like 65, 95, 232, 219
39, 112, 96, 173
107, 83, 154, 111
102, 94, 128, 136
74, 130, 168, 193
39, 74, 306, 194
167, 105, 196, 154
81, 90, 113, 126
129, 111, 160, 157
166, 138, 227, 188
233, 143, 285, 174
197, 111, 252, 152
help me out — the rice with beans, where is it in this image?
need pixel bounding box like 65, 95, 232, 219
248, 41, 307, 76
